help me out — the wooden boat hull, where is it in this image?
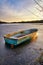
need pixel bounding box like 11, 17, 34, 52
4, 28, 38, 46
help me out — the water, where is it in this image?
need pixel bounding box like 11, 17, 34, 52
0, 23, 43, 65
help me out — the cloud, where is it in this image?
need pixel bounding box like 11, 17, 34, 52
0, 0, 43, 22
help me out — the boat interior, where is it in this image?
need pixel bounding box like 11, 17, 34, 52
10, 29, 38, 39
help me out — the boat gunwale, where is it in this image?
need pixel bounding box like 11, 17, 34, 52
4, 31, 38, 40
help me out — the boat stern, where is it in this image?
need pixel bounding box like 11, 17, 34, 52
4, 37, 18, 46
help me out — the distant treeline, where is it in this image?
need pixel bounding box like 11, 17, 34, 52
10, 20, 43, 23
0, 20, 43, 24
0, 21, 8, 24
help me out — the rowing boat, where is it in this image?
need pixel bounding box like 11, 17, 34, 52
4, 28, 38, 46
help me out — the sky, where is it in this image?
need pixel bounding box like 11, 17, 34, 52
0, 0, 43, 22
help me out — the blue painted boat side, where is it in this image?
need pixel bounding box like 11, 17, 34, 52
4, 36, 32, 46
4, 37, 17, 45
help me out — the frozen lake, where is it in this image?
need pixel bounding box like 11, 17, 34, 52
0, 23, 43, 65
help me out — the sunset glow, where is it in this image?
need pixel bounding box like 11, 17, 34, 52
0, 0, 43, 22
